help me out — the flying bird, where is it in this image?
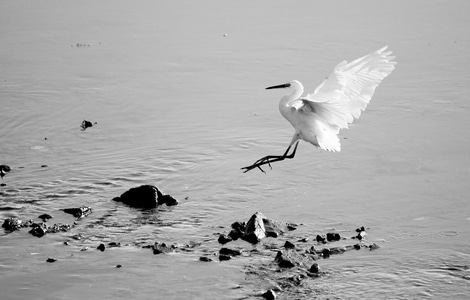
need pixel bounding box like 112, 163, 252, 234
242, 46, 396, 173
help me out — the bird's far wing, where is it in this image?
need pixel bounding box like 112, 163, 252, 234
303, 46, 396, 130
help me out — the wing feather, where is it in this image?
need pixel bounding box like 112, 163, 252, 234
303, 46, 396, 130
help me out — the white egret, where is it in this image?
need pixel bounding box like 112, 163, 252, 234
242, 46, 396, 173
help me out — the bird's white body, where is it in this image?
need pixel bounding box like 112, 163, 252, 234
277, 46, 396, 152
242, 46, 396, 172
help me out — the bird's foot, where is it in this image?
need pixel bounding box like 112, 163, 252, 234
241, 155, 283, 173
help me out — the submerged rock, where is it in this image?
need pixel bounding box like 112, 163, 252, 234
113, 185, 178, 209
80, 120, 96, 131
62, 206, 92, 219
38, 214, 53, 222
151, 242, 175, 254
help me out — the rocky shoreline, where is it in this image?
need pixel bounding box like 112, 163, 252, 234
2, 184, 380, 299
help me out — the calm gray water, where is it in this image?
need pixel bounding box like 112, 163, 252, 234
1, 0, 470, 299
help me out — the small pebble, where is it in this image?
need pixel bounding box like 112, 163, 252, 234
46, 258, 57, 263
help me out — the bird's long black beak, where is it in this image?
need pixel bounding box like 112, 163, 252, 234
266, 83, 291, 90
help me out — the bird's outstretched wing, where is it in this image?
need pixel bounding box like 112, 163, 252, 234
302, 46, 396, 130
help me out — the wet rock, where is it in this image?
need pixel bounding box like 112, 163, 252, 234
38, 214, 53, 222
326, 232, 341, 242
284, 241, 295, 249
218, 234, 232, 245
286, 223, 298, 231
0, 164, 11, 179
356, 226, 366, 232
199, 256, 213, 262
47, 223, 72, 233
46, 258, 57, 263
228, 221, 245, 241
309, 262, 320, 274
97, 243, 105, 252
315, 234, 326, 243
29, 223, 47, 237
321, 248, 331, 258
274, 250, 315, 268
219, 247, 242, 257
262, 289, 277, 300
219, 254, 231, 261
152, 242, 174, 254
113, 185, 178, 208
62, 206, 92, 219
242, 212, 266, 243
80, 120, 96, 131
2, 217, 23, 231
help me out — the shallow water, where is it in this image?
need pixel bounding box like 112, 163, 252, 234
1, 0, 470, 299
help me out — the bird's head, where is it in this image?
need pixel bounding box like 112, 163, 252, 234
266, 80, 304, 97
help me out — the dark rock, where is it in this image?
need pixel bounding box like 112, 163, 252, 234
199, 256, 213, 262
356, 226, 366, 232
316, 234, 326, 243
321, 248, 331, 258
152, 242, 174, 254
262, 289, 277, 300
29, 223, 47, 237
80, 120, 96, 131
38, 214, 53, 222
46, 258, 57, 263
242, 212, 266, 244
2, 217, 23, 231
47, 223, 72, 233
0, 165, 11, 179
284, 241, 295, 249
228, 221, 245, 240
108, 242, 121, 248
219, 254, 231, 261
97, 243, 105, 252
309, 263, 320, 273
116, 264, 122, 268
62, 206, 92, 219
219, 247, 241, 257
326, 232, 341, 242
353, 244, 361, 250
157, 194, 178, 206
369, 243, 380, 251
113, 185, 178, 208
286, 223, 298, 231
218, 234, 232, 245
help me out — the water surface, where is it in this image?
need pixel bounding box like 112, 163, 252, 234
1, 0, 470, 299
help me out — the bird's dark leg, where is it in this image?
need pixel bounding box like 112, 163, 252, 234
241, 141, 299, 173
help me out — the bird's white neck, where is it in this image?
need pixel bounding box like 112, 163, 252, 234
279, 80, 304, 110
